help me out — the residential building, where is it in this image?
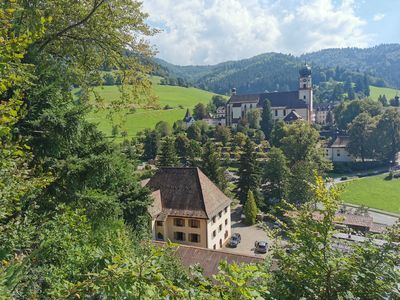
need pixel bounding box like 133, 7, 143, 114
146, 167, 231, 249
225, 64, 313, 127
324, 136, 355, 162
315, 103, 334, 125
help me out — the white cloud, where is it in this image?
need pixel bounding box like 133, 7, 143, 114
373, 13, 385, 22
143, 0, 370, 65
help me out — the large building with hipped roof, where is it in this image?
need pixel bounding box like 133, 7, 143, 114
225, 64, 314, 126
144, 167, 232, 250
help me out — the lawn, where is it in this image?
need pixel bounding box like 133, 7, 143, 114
338, 174, 400, 213
369, 86, 400, 101
85, 77, 225, 137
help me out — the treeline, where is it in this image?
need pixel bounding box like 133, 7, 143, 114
334, 99, 400, 163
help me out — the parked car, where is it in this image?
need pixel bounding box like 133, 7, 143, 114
255, 241, 268, 253
228, 233, 241, 248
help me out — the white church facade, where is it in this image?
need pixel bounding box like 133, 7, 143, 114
225, 64, 314, 126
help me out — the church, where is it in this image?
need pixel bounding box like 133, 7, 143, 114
225, 64, 313, 126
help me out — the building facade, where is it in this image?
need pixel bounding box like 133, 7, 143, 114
225, 64, 313, 127
146, 168, 231, 250
323, 136, 355, 162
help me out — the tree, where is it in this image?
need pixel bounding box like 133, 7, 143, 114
263, 147, 290, 202
155, 121, 172, 137
246, 109, 260, 129
158, 137, 179, 167
211, 95, 227, 108
271, 177, 399, 299
243, 191, 258, 225
193, 103, 207, 120
279, 121, 331, 204
260, 99, 274, 140
187, 123, 202, 141
142, 129, 160, 160
374, 108, 400, 163
175, 134, 190, 164
186, 140, 202, 167
378, 94, 389, 106
214, 125, 231, 145
347, 113, 375, 162
237, 138, 261, 204
201, 142, 227, 191
173, 120, 186, 134
270, 120, 286, 147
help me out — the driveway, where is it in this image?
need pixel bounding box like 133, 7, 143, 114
223, 205, 271, 257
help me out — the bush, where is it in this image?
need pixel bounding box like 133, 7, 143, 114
385, 172, 393, 180
340, 176, 348, 181
164, 104, 173, 110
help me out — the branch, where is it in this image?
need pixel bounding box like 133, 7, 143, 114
38, 0, 107, 52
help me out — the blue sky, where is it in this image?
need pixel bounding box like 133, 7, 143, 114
143, 0, 400, 65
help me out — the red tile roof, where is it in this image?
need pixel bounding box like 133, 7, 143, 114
153, 241, 264, 277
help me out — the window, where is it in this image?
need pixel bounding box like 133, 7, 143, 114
224, 207, 228, 214
219, 224, 222, 232
219, 239, 222, 247
224, 230, 228, 239
156, 221, 163, 226
213, 230, 216, 238
218, 211, 222, 218
303, 95, 306, 100
157, 232, 164, 240
189, 219, 200, 228
303, 84, 306, 89
174, 218, 185, 227
174, 232, 185, 241
275, 110, 278, 117
283, 109, 286, 116
212, 216, 216, 224
225, 219, 228, 226
337, 150, 341, 157
189, 233, 200, 243
213, 244, 216, 250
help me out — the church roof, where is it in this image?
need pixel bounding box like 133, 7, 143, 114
228, 91, 308, 109
145, 167, 231, 219
259, 91, 308, 109
283, 110, 302, 122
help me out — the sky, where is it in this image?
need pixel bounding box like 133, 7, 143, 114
142, 0, 400, 66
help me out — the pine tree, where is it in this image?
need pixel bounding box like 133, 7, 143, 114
244, 191, 258, 225
157, 136, 179, 167
237, 138, 261, 203
201, 142, 227, 191
142, 129, 160, 160
260, 99, 273, 140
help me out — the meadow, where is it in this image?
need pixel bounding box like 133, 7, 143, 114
369, 86, 400, 101
338, 174, 400, 213
86, 77, 224, 137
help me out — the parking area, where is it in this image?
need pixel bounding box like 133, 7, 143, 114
222, 205, 271, 257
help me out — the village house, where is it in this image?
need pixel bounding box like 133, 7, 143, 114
314, 103, 334, 125
225, 64, 314, 127
323, 136, 355, 162
145, 167, 231, 250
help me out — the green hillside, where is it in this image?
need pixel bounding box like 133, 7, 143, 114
86, 78, 224, 138
369, 86, 400, 101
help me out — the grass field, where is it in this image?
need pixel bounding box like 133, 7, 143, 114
86, 77, 224, 137
338, 174, 400, 213
369, 86, 400, 101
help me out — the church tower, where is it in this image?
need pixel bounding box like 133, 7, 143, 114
298, 64, 313, 122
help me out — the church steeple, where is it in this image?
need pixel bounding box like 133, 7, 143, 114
298, 64, 313, 122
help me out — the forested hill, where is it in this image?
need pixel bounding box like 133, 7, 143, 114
154, 44, 400, 95
301, 44, 400, 89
